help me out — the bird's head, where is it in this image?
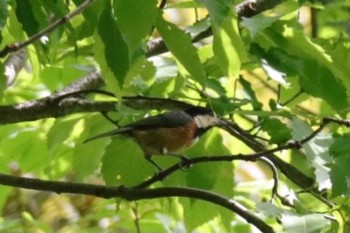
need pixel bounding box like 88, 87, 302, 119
185, 107, 225, 129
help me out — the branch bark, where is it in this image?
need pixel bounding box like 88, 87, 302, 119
0, 172, 274, 233
0, 71, 112, 125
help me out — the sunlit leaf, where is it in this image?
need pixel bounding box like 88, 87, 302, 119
292, 119, 333, 190
101, 137, 152, 185
95, 1, 129, 88
180, 130, 233, 231
73, 116, 113, 181
281, 213, 330, 233
156, 16, 206, 86
115, 0, 157, 53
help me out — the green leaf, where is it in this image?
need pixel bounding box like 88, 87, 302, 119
47, 118, 79, 152
281, 213, 330, 233
155, 16, 206, 86
238, 76, 263, 110
95, 1, 129, 88
73, 116, 113, 181
74, 0, 103, 39
241, 0, 298, 38
330, 155, 350, 197
213, 11, 247, 78
198, 0, 230, 24
242, 15, 280, 39
329, 133, 350, 158
292, 119, 333, 190
0, 63, 5, 100
255, 25, 349, 111
41, 66, 86, 92
0, 0, 8, 29
15, 0, 41, 36
114, 0, 157, 53
123, 58, 156, 95
0, 128, 47, 172
180, 130, 233, 231
200, 0, 247, 78
261, 118, 292, 144
298, 59, 348, 112
329, 134, 350, 196
101, 137, 152, 185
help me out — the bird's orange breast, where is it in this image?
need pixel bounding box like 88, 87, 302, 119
130, 122, 198, 156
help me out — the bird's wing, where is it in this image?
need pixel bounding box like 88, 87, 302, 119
126, 110, 193, 130
84, 111, 193, 143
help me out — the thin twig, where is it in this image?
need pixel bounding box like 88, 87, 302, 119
258, 157, 279, 202
0, 0, 95, 57
132, 202, 141, 233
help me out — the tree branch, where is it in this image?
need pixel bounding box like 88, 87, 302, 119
0, 172, 274, 233
4, 49, 27, 86
0, 71, 113, 125
0, 0, 95, 58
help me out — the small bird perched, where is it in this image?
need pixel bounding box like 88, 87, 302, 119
84, 106, 225, 170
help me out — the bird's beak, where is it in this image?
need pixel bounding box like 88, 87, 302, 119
214, 117, 227, 126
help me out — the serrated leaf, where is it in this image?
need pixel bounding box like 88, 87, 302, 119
292, 119, 333, 190
155, 16, 206, 86
298, 59, 348, 112
115, 0, 157, 53
95, 2, 129, 88
261, 118, 292, 144
256, 25, 349, 111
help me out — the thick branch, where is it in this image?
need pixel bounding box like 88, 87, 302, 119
0, 0, 285, 124
0, 173, 274, 233
0, 71, 112, 124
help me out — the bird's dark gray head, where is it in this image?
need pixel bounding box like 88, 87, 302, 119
185, 106, 215, 118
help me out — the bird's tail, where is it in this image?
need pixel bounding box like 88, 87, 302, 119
83, 127, 130, 143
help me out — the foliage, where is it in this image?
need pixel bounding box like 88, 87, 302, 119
0, 0, 350, 232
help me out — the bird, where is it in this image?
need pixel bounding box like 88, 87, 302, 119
84, 106, 225, 170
